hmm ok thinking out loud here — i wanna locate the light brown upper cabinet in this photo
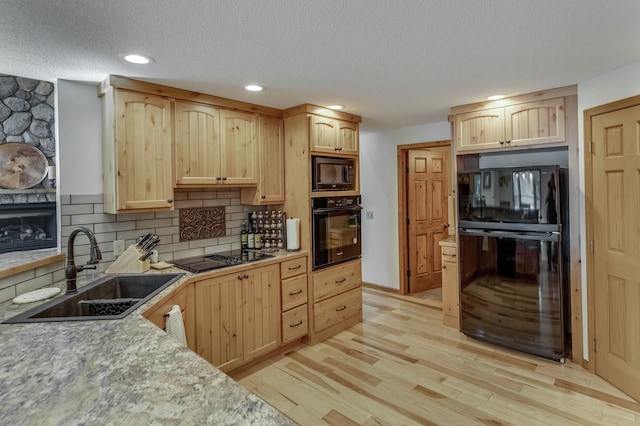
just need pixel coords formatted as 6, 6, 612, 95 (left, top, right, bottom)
101, 89, 174, 214
310, 115, 359, 156
175, 102, 257, 187
241, 116, 285, 205
453, 96, 568, 153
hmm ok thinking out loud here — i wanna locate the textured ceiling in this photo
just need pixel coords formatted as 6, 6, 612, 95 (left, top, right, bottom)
2, 0, 640, 131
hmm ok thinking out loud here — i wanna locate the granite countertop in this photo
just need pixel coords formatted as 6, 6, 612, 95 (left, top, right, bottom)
0, 251, 305, 425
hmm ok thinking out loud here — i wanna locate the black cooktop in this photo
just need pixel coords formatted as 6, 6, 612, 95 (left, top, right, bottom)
172, 249, 273, 273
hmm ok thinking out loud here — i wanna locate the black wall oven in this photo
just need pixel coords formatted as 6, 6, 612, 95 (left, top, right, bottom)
312, 195, 361, 270
457, 165, 569, 362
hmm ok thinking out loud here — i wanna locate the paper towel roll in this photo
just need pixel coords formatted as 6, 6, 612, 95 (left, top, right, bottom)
286, 218, 300, 251
165, 304, 187, 346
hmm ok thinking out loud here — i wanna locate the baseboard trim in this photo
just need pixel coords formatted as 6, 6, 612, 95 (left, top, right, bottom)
362, 281, 400, 293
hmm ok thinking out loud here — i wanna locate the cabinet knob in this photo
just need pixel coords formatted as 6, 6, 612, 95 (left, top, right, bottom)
442, 265, 447, 269
167, 199, 173, 203
222, 176, 227, 181
506, 140, 511, 144
216, 177, 222, 181
237, 275, 243, 280
443, 223, 450, 228
261, 195, 266, 199
499, 140, 505, 145
243, 274, 249, 279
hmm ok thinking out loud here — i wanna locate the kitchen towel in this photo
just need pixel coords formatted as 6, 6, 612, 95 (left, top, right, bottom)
165, 304, 187, 346
286, 218, 300, 251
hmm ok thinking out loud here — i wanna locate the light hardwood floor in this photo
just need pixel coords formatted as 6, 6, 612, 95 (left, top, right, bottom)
232, 288, 640, 425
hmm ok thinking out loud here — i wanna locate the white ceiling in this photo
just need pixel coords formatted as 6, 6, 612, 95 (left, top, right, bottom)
2, 0, 640, 131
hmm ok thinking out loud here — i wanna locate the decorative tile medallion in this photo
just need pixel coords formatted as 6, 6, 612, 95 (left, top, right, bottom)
179, 207, 226, 241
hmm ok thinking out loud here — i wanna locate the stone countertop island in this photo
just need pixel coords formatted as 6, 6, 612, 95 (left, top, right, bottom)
0, 266, 296, 425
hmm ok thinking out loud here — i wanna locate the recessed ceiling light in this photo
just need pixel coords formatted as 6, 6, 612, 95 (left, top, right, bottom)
327, 105, 344, 110
245, 84, 264, 92
124, 54, 154, 65
487, 94, 506, 101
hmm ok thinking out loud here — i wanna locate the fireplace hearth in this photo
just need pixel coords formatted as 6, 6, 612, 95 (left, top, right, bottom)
0, 202, 56, 253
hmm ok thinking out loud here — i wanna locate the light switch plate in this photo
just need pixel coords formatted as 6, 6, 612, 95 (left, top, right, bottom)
113, 240, 125, 257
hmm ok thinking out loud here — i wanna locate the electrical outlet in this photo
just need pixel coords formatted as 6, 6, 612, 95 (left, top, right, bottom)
366, 211, 374, 220
113, 239, 125, 257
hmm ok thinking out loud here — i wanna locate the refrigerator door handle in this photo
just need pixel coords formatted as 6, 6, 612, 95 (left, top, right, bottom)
459, 227, 561, 242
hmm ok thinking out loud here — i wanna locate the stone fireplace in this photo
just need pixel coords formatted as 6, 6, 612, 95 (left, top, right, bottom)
0, 73, 57, 253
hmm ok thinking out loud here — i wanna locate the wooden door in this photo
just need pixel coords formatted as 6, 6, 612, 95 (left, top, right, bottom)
257, 116, 285, 203
454, 107, 505, 152
337, 120, 359, 156
219, 110, 257, 185
590, 103, 640, 401
195, 274, 243, 372
242, 265, 280, 361
407, 150, 449, 293
174, 101, 221, 185
309, 115, 338, 154
114, 90, 173, 211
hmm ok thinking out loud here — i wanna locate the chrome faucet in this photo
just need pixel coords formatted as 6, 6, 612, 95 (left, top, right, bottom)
65, 227, 102, 294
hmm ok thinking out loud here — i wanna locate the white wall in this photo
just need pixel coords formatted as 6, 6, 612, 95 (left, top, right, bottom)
57, 80, 102, 196
576, 59, 640, 359
360, 121, 451, 289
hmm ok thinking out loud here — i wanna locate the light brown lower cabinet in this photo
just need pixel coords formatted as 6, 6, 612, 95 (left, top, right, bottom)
309, 258, 362, 342
279, 255, 309, 343
440, 243, 460, 329
194, 264, 280, 372
142, 282, 196, 350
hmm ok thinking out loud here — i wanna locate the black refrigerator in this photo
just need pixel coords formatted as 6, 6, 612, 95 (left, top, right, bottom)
457, 165, 569, 362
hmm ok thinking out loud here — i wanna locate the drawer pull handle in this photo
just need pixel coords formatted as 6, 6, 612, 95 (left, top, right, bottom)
288, 265, 302, 270
289, 320, 303, 328
336, 305, 347, 312
335, 278, 346, 284
289, 289, 303, 296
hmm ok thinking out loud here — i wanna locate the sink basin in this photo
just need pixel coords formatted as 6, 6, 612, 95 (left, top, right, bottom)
2, 273, 184, 324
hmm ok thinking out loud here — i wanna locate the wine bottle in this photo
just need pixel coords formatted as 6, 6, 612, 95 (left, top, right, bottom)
255, 224, 263, 249
247, 223, 255, 249
241, 222, 248, 249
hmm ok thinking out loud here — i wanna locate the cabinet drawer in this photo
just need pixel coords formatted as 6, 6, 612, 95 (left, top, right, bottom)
441, 245, 457, 257
282, 304, 308, 343
281, 274, 308, 311
313, 287, 362, 333
312, 260, 361, 303
280, 257, 307, 280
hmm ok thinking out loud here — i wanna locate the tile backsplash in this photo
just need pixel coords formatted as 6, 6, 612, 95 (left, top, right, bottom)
61, 189, 266, 272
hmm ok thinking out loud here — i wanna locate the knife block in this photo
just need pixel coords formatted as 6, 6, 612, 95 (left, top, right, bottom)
105, 245, 150, 274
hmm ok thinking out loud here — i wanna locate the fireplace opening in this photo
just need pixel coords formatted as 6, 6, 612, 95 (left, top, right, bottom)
0, 202, 57, 254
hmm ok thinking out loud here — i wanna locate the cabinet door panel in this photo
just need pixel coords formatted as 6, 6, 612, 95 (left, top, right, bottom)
337, 120, 359, 156
455, 107, 505, 152
243, 265, 280, 361
220, 110, 257, 184
195, 274, 243, 372
115, 90, 173, 211
310, 115, 338, 153
505, 98, 565, 147
175, 101, 221, 185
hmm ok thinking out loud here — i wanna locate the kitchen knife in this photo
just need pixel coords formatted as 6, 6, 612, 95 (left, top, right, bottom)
140, 240, 160, 261
137, 233, 152, 248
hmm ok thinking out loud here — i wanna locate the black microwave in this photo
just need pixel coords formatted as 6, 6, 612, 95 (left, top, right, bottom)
312, 156, 356, 191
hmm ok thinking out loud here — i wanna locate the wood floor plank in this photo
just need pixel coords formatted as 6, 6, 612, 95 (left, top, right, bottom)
234, 288, 640, 426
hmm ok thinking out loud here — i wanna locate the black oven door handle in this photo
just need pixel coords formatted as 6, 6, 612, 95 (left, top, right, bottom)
459, 228, 560, 242
313, 206, 363, 214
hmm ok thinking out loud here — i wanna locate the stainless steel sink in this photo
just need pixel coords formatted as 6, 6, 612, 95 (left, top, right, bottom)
2, 273, 184, 324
